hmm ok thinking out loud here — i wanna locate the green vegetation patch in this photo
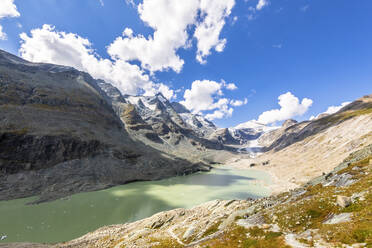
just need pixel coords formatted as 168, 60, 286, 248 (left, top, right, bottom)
268, 150, 372, 246
148, 236, 183, 248
202, 220, 222, 238
316, 105, 372, 126
200, 225, 289, 248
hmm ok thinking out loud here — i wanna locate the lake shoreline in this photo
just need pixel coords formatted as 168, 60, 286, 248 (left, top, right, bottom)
0, 167, 272, 244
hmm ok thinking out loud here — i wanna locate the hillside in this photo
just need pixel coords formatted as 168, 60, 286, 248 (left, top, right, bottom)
0, 50, 209, 203
31, 144, 371, 248
228, 95, 372, 193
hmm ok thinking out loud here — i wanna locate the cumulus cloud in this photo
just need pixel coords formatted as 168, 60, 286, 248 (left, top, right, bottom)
108, 0, 235, 71
125, 0, 136, 7
323, 102, 351, 115
108, 0, 198, 72
19, 24, 175, 99
256, 0, 269, 10
205, 105, 234, 120
230, 98, 248, 107
310, 101, 351, 120
17, 1, 238, 112
0, 0, 20, 40
257, 92, 313, 124
222, 80, 238, 90
180, 79, 244, 120
194, 0, 235, 64
181, 80, 223, 113
0, 26, 5, 40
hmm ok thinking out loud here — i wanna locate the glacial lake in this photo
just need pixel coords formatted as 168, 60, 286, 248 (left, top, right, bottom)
0, 167, 271, 244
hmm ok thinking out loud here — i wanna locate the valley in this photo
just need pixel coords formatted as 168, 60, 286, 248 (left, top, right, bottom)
0, 50, 371, 248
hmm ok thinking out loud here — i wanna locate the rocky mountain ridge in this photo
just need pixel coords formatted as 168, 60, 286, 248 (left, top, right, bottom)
262, 95, 372, 151
0, 50, 209, 203
0, 49, 275, 203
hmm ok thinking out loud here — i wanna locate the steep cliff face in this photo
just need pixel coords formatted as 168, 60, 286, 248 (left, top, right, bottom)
0, 50, 207, 202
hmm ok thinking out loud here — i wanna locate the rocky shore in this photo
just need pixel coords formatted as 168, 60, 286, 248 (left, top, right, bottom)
4, 144, 368, 248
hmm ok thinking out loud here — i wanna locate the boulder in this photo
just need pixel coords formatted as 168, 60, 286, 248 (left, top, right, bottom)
336, 195, 352, 208
323, 213, 351, 224
183, 226, 196, 240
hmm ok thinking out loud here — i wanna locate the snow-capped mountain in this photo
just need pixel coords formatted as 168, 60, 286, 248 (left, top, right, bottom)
98, 81, 280, 148
170, 102, 217, 137
222, 120, 280, 145
124, 94, 217, 137
234, 120, 280, 133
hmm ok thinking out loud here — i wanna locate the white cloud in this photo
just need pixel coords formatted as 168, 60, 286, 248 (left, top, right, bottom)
256, 0, 269, 10
205, 107, 233, 120
122, 28, 133, 37
108, 0, 235, 71
204, 98, 234, 120
180, 79, 243, 120
0, 26, 6, 40
323, 101, 351, 115
125, 0, 136, 7
108, 0, 199, 73
257, 92, 313, 124
194, 0, 235, 64
230, 98, 248, 106
222, 80, 238, 90
310, 101, 351, 120
19, 24, 175, 99
143, 83, 176, 100
181, 80, 223, 114
272, 44, 282, 49
17, 1, 237, 105
0, 0, 19, 18
0, 0, 20, 40
232, 16, 238, 25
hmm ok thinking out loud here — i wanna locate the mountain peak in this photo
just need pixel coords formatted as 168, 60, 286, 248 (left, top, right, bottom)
282, 119, 298, 129
154, 92, 168, 102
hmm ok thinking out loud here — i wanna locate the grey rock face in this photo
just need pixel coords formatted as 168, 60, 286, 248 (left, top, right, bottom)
323, 213, 352, 224
171, 102, 190, 114
0, 133, 105, 174
118, 93, 226, 150
183, 226, 196, 239
282, 119, 298, 129
0, 49, 207, 202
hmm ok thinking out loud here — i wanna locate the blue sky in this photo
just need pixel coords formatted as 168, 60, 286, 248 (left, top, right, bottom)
0, 0, 371, 127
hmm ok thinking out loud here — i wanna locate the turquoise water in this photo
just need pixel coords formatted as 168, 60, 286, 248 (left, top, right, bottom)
0, 167, 271, 244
